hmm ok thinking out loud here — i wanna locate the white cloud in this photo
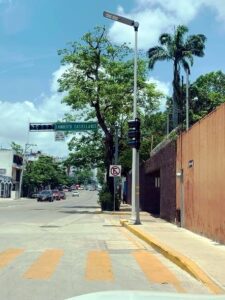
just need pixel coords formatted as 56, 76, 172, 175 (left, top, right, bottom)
148, 77, 171, 111
50, 65, 69, 94
0, 65, 71, 157
108, 0, 225, 50
205, 0, 225, 22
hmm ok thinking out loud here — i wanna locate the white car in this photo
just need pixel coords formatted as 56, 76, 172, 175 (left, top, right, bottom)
72, 191, 79, 197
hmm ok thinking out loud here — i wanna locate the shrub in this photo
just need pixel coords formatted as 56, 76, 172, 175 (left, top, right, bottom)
98, 184, 120, 211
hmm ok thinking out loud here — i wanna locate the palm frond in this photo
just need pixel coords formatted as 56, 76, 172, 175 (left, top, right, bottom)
147, 46, 170, 69
159, 33, 172, 46
181, 51, 194, 66
181, 59, 190, 75
185, 34, 207, 57
174, 25, 189, 48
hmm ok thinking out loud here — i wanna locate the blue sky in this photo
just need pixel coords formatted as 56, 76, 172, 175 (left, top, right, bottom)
0, 0, 225, 156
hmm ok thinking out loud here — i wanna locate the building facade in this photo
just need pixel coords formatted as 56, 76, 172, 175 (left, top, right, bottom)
176, 103, 225, 243
127, 102, 225, 243
0, 149, 23, 199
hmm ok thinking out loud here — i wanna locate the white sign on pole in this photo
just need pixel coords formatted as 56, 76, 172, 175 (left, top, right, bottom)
55, 131, 65, 142
109, 165, 121, 177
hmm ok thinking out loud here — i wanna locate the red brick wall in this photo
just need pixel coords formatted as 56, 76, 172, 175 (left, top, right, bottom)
127, 140, 177, 223
176, 103, 225, 243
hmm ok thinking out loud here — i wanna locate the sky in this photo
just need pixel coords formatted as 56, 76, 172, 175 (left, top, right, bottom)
0, 0, 225, 157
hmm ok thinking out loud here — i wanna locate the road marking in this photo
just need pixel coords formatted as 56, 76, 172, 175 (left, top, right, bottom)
23, 249, 63, 279
0, 248, 24, 269
133, 251, 186, 293
85, 250, 114, 281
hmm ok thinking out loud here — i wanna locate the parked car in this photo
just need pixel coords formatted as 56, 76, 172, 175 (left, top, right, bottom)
72, 191, 79, 197
52, 189, 61, 200
97, 185, 102, 191
30, 192, 38, 198
37, 190, 54, 202
89, 186, 96, 191
59, 191, 66, 200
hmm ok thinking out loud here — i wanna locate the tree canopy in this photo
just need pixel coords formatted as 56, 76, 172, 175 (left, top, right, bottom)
58, 26, 163, 196
148, 25, 206, 128
23, 155, 69, 195
188, 71, 225, 124
11, 142, 23, 155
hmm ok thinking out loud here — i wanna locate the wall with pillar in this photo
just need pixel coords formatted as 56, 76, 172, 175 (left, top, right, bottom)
176, 103, 225, 243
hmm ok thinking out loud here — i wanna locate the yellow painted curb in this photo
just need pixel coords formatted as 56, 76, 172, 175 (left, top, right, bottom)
120, 219, 224, 295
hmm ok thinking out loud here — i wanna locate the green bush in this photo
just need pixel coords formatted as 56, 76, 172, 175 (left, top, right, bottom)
98, 184, 120, 211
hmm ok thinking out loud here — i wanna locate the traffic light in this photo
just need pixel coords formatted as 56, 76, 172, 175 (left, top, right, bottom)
29, 123, 55, 131
128, 118, 141, 149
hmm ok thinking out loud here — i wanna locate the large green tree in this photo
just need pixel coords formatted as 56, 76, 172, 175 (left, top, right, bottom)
147, 25, 206, 128
11, 142, 23, 155
188, 71, 225, 124
58, 26, 162, 198
23, 155, 69, 195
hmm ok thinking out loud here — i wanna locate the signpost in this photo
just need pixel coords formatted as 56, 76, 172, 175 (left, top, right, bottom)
54, 122, 98, 132
55, 131, 65, 142
29, 122, 98, 132
109, 165, 121, 177
109, 164, 121, 212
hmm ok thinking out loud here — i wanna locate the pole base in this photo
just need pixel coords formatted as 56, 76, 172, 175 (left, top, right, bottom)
129, 215, 141, 225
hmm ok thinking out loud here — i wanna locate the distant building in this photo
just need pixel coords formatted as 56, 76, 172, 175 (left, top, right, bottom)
0, 149, 23, 199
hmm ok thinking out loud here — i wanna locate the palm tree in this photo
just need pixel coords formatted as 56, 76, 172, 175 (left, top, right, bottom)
147, 25, 206, 128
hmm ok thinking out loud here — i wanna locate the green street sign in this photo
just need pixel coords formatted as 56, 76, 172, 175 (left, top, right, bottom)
54, 122, 98, 132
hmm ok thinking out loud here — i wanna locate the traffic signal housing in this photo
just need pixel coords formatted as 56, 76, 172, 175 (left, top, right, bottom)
128, 118, 141, 150
29, 123, 55, 131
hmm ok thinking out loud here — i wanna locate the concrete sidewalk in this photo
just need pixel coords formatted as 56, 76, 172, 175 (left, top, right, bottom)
110, 204, 225, 295
0, 197, 30, 202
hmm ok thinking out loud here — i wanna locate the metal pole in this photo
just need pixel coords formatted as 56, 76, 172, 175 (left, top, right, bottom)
114, 124, 119, 211
167, 111, 169, 135
19, 121, 30, 199
18, 143, 27, 198
186, 69, 189, 131
131, 24, 141, 224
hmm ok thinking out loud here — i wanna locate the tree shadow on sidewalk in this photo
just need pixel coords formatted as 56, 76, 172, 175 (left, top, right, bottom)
61, 205, 100, 209
59, 210, 101, 214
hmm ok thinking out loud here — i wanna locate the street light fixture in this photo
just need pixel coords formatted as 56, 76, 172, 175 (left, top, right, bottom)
103, 11, 141, 224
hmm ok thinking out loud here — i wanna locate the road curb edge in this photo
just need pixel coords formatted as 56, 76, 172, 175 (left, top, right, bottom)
120, 219, 224, 295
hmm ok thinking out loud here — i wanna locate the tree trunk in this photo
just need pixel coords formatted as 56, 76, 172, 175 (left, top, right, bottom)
104, 135, 114, 197
172, 61, 182, 128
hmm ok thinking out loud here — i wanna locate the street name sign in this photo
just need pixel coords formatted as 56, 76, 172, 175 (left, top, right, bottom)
54, 122, 98, 132
109, 165, 122, 177
55, 131, 65, 142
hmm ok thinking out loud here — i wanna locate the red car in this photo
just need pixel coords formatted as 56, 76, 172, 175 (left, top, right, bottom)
52, 189, 61, 200
59, 191, 66, 200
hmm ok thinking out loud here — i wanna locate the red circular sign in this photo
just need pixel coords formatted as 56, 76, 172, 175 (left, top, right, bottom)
110, 166, 121, 176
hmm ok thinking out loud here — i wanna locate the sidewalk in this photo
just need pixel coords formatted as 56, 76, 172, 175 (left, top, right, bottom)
0, 197, 31, 202
110, 204, 225, 294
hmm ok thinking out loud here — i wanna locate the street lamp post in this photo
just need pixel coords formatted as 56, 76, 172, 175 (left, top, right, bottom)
103, 11, 141, 224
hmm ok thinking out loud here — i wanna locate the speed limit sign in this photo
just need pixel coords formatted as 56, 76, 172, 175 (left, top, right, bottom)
109, 165, 121, 177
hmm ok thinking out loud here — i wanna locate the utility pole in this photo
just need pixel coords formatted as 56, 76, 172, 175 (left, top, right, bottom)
114, 123, 119, 211
103, 10, 141, 224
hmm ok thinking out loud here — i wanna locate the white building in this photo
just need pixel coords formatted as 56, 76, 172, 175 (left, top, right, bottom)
0, 149, 23, 199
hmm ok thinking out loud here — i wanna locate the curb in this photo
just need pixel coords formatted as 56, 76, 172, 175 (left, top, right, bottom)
120, 219, 224, 295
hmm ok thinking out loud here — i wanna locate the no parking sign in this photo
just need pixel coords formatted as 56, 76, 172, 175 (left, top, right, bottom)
109, 165, 121, 177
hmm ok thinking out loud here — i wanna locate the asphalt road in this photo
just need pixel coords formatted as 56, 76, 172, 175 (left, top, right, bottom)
0, 191, 210, 300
